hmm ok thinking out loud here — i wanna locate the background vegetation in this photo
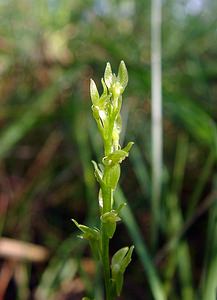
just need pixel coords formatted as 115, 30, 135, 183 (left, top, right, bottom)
0, 0, 216, 299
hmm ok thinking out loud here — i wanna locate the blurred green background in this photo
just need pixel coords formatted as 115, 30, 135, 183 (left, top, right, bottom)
0, 0, 216, 299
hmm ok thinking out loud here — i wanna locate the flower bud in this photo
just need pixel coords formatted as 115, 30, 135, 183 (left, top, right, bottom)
118, 60, 128, 91
104, 62, 113, 89
112, 81, 123, 99
90, 79, 99, 105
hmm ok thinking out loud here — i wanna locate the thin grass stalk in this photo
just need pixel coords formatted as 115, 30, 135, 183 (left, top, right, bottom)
187, 150, 215, 218
151, 0, 163, 248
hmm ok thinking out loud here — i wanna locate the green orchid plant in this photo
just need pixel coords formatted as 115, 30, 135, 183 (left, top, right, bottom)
72, 61, 134, 300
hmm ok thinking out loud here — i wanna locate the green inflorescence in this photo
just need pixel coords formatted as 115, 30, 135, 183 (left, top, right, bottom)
73, 61, 134, 300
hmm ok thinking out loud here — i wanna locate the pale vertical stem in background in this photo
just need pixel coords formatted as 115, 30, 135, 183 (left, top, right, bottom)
151, 0, 163, 248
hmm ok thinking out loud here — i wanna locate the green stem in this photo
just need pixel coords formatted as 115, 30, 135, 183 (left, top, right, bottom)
104, 112, 116, 156
101, 187, 111, 213
102, 168, 112, 213
101, 170, 113, 299
101, 223, 112, 300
